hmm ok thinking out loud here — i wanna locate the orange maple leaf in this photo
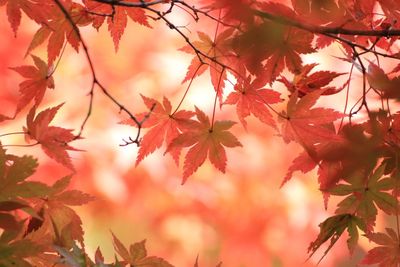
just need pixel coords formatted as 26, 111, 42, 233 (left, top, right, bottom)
26, 176, 94, 248
280, 89, 343, 151
167, 107, 242, 184
0, 0, 44, 36
10, 55, 54, 114
279, 63, 347, 97
111, 234, 174, 266
24, 104, 79, 170
180, 29, 237, 103
232, 16, 315, 82
123, 95, 194, 165
224, 75, 282, 129
83, 0, 151, 51
26, 0, 92, 64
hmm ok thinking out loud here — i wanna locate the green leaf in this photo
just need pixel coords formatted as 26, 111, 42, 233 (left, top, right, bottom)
9, 181, 50, 198
329, 164, 397, 226
51, 175, 72, 194
308, 214, 365, 263
0, 152, 48, 202
7, 155, 38, 183
0, 239, 42, 259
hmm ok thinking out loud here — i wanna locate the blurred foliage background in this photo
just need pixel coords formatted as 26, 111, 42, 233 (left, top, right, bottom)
0, 4, 384, 266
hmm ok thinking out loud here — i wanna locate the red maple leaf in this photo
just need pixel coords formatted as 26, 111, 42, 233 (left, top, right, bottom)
0, 0, 45, 36
123, 95, 194, 165
291, 0, 347, 25
10, 55, 55, 114
279, 89, 343, 151
367, 61, 400, 99
83, 0, 151, 51
262, 26, 315, 83
379, 0, 400, 21
26, 0, 92, 64
361, 228, 400, 267
232, 19, 315, 82
224, 75, 282, 129
281, 150, 317, 187
314, 119, 388, 207
180, 29, 237, 103
200, 0, 255, 24
167, 107, 242, 184
279, 63, 347, 97
23, 104, 79, 170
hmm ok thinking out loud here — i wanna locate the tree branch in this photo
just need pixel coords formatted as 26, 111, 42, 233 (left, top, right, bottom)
254, 9, 400, 37
93, 0, 167, 8
53, 0, 150, 145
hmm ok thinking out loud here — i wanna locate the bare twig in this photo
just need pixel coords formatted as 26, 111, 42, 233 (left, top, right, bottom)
53, 0, 151, 145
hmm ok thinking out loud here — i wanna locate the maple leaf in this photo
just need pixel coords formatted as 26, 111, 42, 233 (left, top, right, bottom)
167, 107, 242, 184
232, 21, 315, 82
281, 150, 317, 187
27, 0, 93, 64
367, 61, 400, 99
379, 0, 400, 21
0, 0, 43, 36
24, 104, 79, 170
224, 75, 282, 129
112, 234, 174, 267
122, 95, 194, 166
83, 0, 151, 51
279, 89, 343, 154
10, 55, 55, 114
0, 146, 50, 202
308, 214, 366, 264
291, 0, 347, 25
361, 228, 400, 267
201, 0, 255, 24
180, 29, 236, 102
42, 176, 94, 247
278, 63, 347, 97
26, 176, 94, 248
317, 121, 388, 203
328, 163, 397, 227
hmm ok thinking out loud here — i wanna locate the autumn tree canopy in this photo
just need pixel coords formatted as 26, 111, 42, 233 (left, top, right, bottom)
1, 0, 400, 266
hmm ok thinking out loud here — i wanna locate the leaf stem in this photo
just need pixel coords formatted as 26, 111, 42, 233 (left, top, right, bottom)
339, 64, 354, 130
171, 63, 203, 115
210, 69, 224, 130
2, 142, 40, 148
0, 132, 26, 138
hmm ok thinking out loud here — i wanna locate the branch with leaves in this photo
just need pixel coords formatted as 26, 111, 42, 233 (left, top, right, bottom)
2, 0, 400, 266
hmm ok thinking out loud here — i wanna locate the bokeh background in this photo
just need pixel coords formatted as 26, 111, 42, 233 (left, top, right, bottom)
0, 2, 388, 266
